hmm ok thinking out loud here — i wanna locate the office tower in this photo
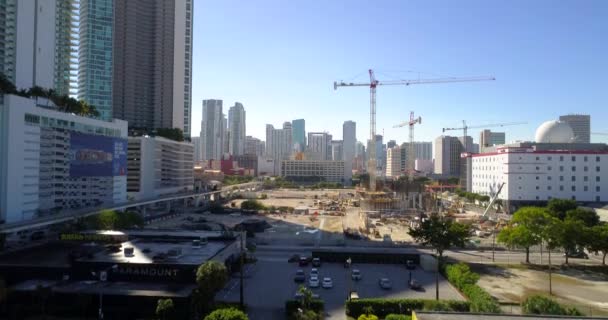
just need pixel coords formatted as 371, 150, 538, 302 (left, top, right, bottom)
386, 146, 403, 178
356, 141, 366, 158
457, 136, 475, 153
413, 142, 433, 160
0, 0, 74, 95
228, 103, 246, 155
331, 140, 343, 161
387, 140, 397, 149
292, 119, 306, 152
200, 99, 224, 160
113, 0, 194, 136
191, 136, 201, 163
434, 136, 463, 176
375, 135, 385, 174
559, 114, 590, 143
266, 122, 292, 174
307, 132, 331, 160
342, 121, 356, 161
222, 114, 229, 155
78, 0, 114, 121
245, 136, 264, 156
479, 130, 506, 152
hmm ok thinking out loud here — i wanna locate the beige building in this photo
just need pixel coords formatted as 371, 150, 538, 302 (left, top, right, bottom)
281, 160, 349, 184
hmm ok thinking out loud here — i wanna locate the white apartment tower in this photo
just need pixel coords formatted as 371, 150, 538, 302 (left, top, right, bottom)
228, 102, 246, 156
434, 135, 463, 176
201, 99, 224, 161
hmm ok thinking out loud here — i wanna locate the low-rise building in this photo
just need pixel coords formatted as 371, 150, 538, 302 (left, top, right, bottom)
0, 95, 128, 224
281, 159, 349, 184
127, 136, 194, 200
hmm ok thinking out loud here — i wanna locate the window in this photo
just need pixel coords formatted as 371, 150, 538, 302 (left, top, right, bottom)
560, 176, 564, 181
597, 176, 601, 182
584, 166, 588, 172
536, 176, 539, 180
548, 176, 552, 181
535, 196, 540, 200
597, 186, 601, 192
584, 176, 588, 182
560, 156, 564, 161
572, 156, 576, 161
536, 186, 539, 190
560, 166, 564, 172
584, 186, 588, 191
597, 156, 601, 162
572, 186, 576, 191
597, 166, 601, 172
584, 156, 588, 162
572, 196, 576, 200
596, 196, 601, 202
536, 157, 540, 161
572, 166, 576, 172
548, 156, 552, 161
560, 185, 564, 191
536, 166, 540, 170
548, 186, 552, 190
572, 176, 576, 182
548, 166, 552, 170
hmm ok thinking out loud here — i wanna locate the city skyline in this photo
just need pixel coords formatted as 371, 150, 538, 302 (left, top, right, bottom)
190, 1, 608, 144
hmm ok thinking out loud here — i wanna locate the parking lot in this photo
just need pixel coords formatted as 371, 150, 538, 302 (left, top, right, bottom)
217, 251, 464, 320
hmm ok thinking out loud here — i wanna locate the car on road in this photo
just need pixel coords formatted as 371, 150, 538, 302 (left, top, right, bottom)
322, 277, 333, 288
406, 260, 416, 270
294, 269, 306, 282
312, 257, 321, 267
379, 278, 392, 290
351, 269, 362, 281
309, 276, 320, 288
564, 250, 589, 259
310, 268, 319, 278
409, 279, 422, 290
299, 256, 310, 266
288, 254, 300, 263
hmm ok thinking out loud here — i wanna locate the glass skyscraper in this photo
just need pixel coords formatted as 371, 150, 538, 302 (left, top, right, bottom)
78, 0, 114, 121
292, 119, 305, 152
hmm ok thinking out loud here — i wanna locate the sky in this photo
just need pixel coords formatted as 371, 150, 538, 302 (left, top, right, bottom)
191, 0, 608, 145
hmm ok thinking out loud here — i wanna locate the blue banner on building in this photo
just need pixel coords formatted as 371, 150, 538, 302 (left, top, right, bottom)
69, 132, 127, 177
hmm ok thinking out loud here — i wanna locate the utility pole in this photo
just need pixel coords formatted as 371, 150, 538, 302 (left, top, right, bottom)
239, 232, 245, 307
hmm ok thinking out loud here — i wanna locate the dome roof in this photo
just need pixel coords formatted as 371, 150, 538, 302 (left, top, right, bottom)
535, 120, 574, 143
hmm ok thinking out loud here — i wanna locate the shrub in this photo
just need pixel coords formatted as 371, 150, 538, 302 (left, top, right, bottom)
204, 307, 248, 320
345, 299, 469, 319
445, 263, 479, 288
385, 315, 411, 320
240, 200, 266, 211
443, 263, 501, 313
522, 295, 582, 316
357, 314, 379, 320
285, 299, 324, 316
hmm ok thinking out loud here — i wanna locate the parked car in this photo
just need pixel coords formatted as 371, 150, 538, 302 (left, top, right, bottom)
322, 277, 333, 288
379, 278, 392, 290
312, 257, 321, 267
409, 279, 422, 290
309, 276, 320, 288
351, 269, 362, 281
294, 269, 306, 282
564, 250, 589, 259
288, 254, 301, 263
299, 256, 310, 266
310, 268, 319, 278
406, 260, 416, 270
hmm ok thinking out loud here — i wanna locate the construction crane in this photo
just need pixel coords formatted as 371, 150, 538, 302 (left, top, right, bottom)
393, 111, 422, 181
442, 121, 526, 152
334, 69, 495, 191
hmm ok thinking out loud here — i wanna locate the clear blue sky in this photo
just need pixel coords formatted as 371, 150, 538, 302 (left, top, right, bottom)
191, 0, 608, 145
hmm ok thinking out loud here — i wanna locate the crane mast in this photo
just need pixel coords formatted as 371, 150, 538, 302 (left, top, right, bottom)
335, 70, 495, 191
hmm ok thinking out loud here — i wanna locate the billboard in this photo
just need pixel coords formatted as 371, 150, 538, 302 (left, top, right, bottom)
69, 132, 127, 177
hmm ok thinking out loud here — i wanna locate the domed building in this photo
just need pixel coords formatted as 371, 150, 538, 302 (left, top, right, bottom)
535, 120, 574, 143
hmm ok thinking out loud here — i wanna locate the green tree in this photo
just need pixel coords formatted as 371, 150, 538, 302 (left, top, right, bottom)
156, 128, 185, 142
97, 209, 119, 229
408, 215, 470, 299
156, 298, 175, 320
588, 224, 608, 265
0, 72, 17, 94
565, 208, 600, 227
547, 199, 577, 220
548, 219, 586, 264
297, 286, 314, 310
497, 224, 537, 263
193, 261, 229, 317
500, 206, 552, 263
204, 307, 248, 320
240, 200, 266, 211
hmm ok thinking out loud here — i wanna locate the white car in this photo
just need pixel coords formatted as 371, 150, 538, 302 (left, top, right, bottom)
310, 268, 319, 277
322, 277, 333, 288
351, 269, 362, 280
309, 276, 320, 288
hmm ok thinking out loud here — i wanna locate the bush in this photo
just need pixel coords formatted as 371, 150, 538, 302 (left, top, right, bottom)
385, 315, 411, 320
240, 200, 266, 211
345, 299, 469, 319
204, 307, 248, 320
155, 298, 174, 320
285, 299, 324, 316
358, 314, 378, 320
522, 295, 582, 316
443, 263, 501, 313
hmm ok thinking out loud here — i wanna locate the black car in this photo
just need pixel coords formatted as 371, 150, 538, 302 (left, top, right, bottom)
312, 257, 321, 267
564, 250, 589, 259
299, 257, 310, 266
294, 269, 306, 282
409, 279, 422, 290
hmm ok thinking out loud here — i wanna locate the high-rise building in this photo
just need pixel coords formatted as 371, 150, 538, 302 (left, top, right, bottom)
222, 114, 229, 155
228, 103, 246, 155
200, 99, 224, 161
307, 132, 331, 160
479, 129, 505, 152
191, 136, 201, 163
354, 141, 366, 172
434, 135, 463, 176
113, 0, 194, 137
376, 135, 385, 175
0, 0, 74, 95
342, 121, 356, 161
559, 114, 590, 143
292, 119, 306, 152
387, 140, 397, 149
330, 140, 343, 161
244, 136, 264, 156
457, 136, 475, 153
78, 0, 114, 121
266, 122, 292, 174
413, 142, 433, 160
386, 146, 403, 178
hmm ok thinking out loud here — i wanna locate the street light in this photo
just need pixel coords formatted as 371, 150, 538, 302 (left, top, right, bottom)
345, 257, 352, 300
92, 264, 117, 320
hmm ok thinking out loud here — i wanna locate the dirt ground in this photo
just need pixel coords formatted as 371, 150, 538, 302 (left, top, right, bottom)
475, 264, 608, 316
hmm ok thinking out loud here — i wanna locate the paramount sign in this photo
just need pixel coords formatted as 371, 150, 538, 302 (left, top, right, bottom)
115, 266, 180, 278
